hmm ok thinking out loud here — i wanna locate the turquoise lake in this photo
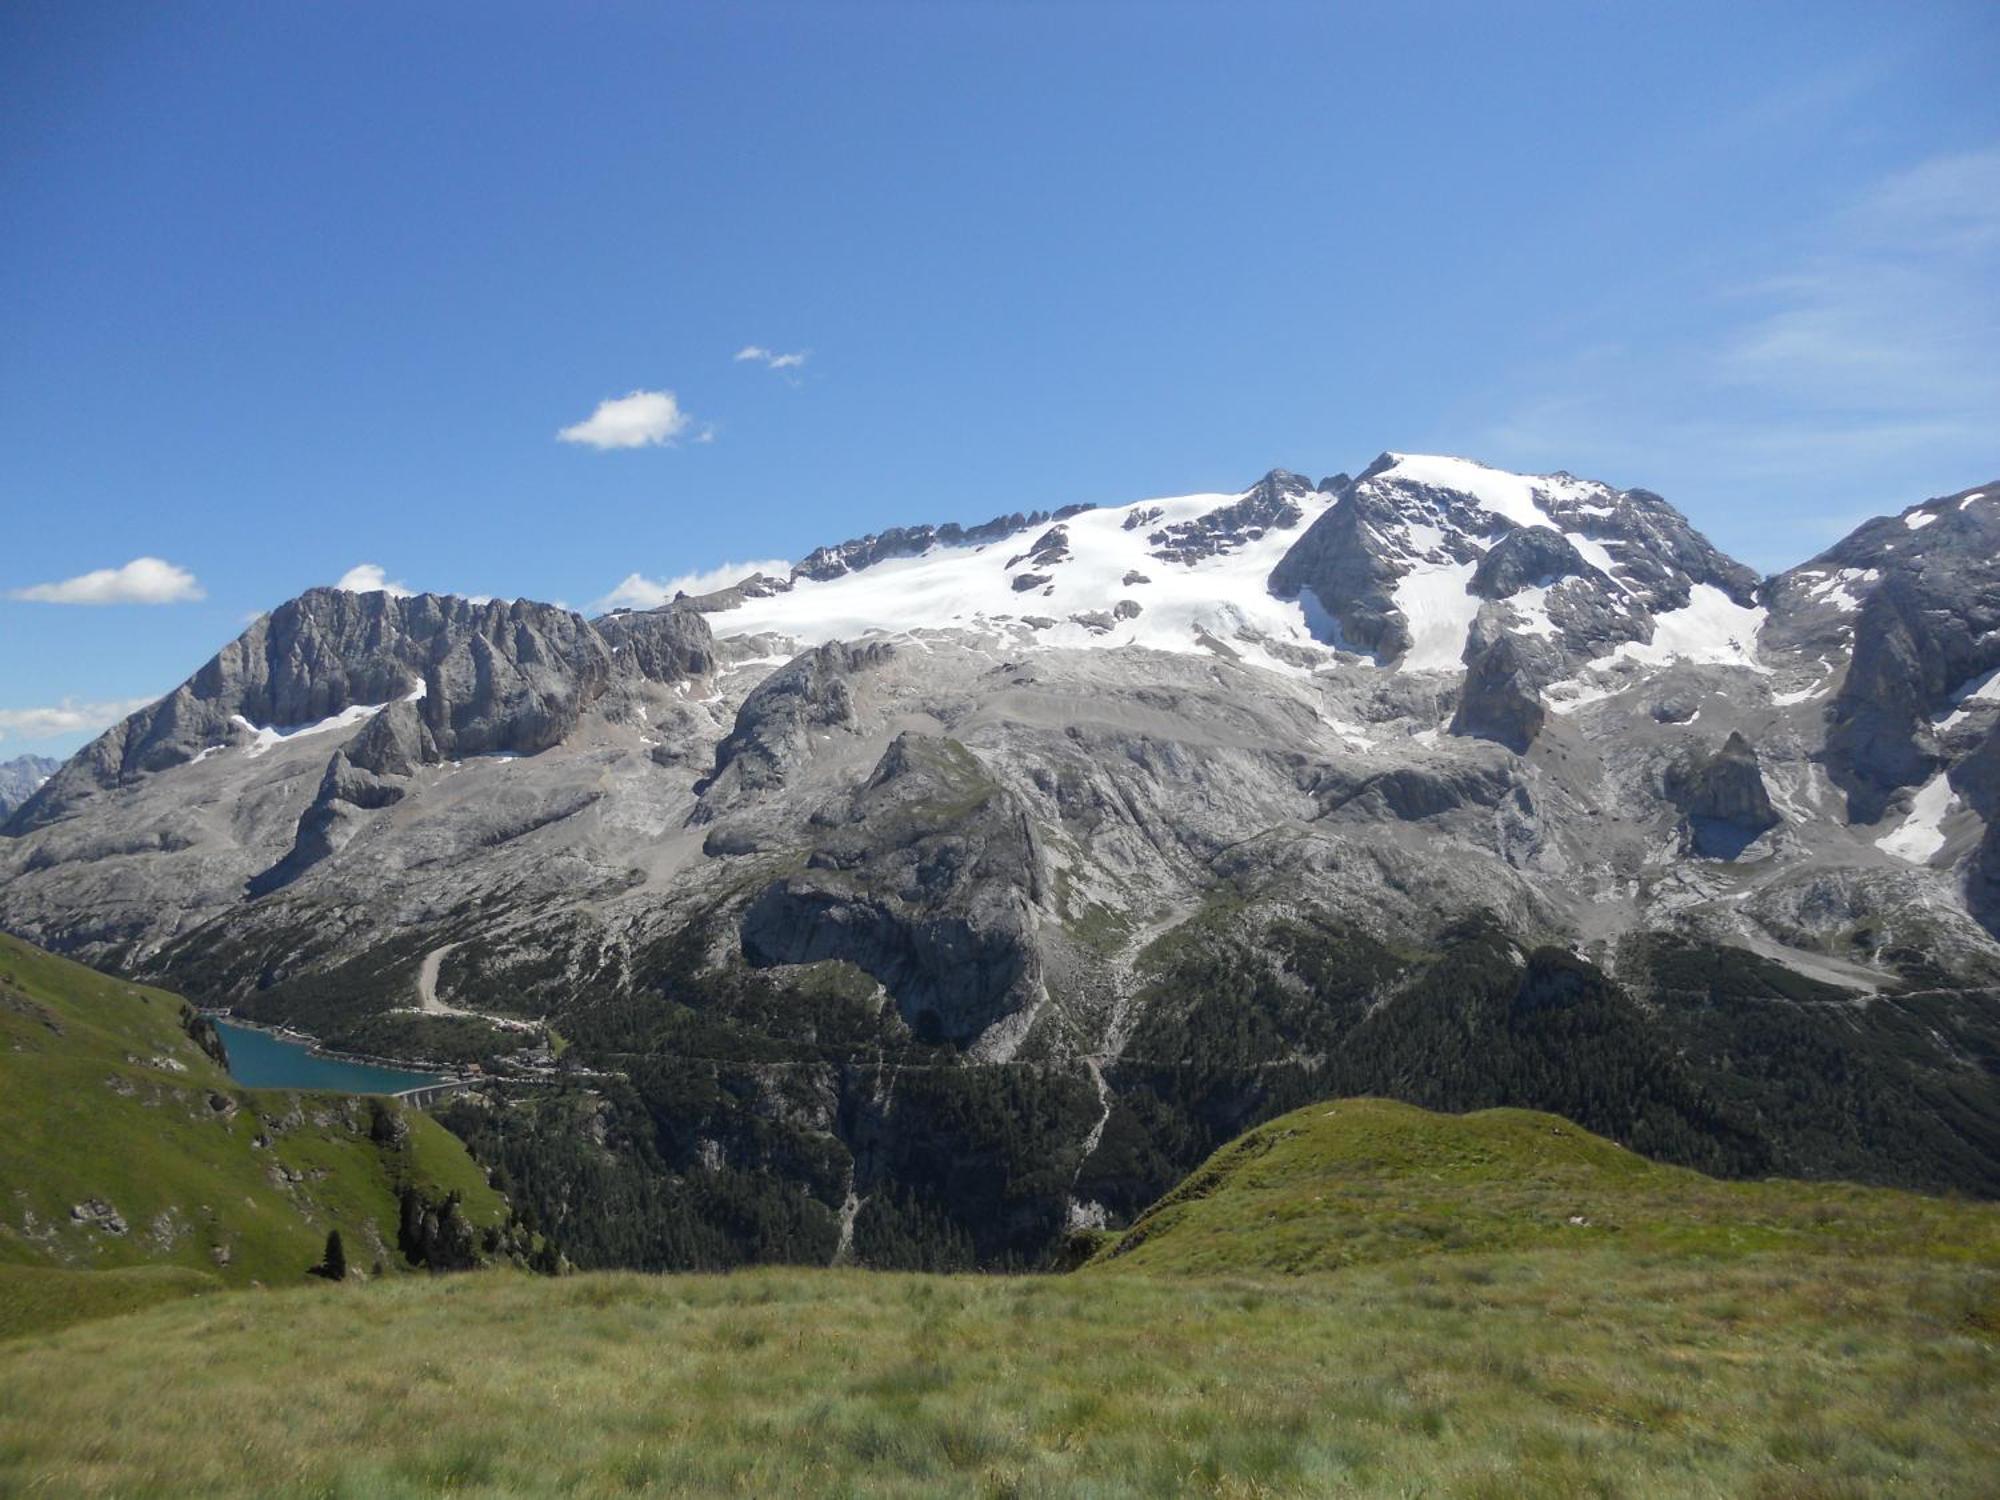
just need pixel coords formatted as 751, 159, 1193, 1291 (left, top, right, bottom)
212, 1020, 444, 1094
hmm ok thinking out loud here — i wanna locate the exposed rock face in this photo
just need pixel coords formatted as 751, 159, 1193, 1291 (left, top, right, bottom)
695, 640, 895, 816
424, 603, 615, 758
597, 605, 717, 684
1451, 628, 1555, 752
1266, 462, 1407, 657
7, 590, 638, 832
1469, 525, 1596, 600
1007, 525, 1072, 572
740, 733, 1045, 1052
1763, 482, 2000, 823
344, 700, 437, 778
1146, 469, 1312, 565
1270, 452, 1758, 673
249, 750, 410, 896
794, 504, 1095, 582
1665, 731, 1781, 859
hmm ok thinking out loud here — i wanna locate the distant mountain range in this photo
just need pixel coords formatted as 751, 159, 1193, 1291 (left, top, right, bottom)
5, 452, 1998, 1269
0, 755, 59, 819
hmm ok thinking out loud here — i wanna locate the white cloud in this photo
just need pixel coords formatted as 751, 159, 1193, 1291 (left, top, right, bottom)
334, 563, 414, 598
735, 346, 809, 372
593, 559, 794, 614
0, 695, 160, 742
557, 389, 695, 450
8, 557, 204, 605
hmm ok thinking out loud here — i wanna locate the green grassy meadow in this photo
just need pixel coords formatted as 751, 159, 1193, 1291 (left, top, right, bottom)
0, 931, 503, 1314
1, 1250, 1994, 1498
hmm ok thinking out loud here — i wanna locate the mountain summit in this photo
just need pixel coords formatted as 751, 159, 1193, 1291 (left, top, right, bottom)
6, 453, 1999, 1268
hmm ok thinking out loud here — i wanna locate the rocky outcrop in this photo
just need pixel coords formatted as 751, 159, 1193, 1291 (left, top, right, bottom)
1007, 525, 1072, 572
1266, 461, 1411, 659
693, 641, 895, 817
344, 700, 438, 778
1306, 758, 1517, 823
248, 748, 410, 896
1766, 481, 2000, 824
596, 604, 716, 685
1451, 629, 1555, 752
1146, 469, 1312, 565
1665, 731, 1781, 859
6, 590, 622, 831
1469, 525, 1595, 599
794, 504, 1095, 582
739, 733, 1045, 1051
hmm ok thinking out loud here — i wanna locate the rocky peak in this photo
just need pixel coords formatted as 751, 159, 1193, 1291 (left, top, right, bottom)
6, 587, 708, 833
1144, 469, 1313, 566
792, 503, 1097, 583
595, 604, 717, 684
1664, 729, 1781, 859
1269, 453, 1758, 682
1766, 481, 2000, 824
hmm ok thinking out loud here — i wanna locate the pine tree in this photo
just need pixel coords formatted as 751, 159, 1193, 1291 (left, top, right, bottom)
322, 1228, 347, 1281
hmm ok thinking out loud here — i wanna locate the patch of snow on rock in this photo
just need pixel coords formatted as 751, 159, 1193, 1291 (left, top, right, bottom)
1876, 770, 1957, 864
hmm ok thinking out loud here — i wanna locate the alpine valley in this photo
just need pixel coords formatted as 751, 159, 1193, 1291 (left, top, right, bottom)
7, 451, 2000, 1272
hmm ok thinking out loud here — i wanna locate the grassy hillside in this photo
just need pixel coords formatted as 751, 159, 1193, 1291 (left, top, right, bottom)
1088, 1096, 2000, 1275
1, 1096, 1995, 1496
0, 931, 506, 1330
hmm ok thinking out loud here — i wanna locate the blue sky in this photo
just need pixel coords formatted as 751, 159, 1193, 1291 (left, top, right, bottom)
2, 1, 1995, 758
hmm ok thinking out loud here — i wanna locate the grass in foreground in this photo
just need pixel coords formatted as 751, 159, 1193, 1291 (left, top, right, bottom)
0, 1254, 1994, 1497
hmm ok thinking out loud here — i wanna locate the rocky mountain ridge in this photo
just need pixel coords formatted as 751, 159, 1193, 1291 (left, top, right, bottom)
5, 452, 1999, 1269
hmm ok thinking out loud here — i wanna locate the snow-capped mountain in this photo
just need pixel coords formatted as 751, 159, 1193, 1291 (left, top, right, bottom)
6, 451, 1999, 1268
669, 453, 1764, 690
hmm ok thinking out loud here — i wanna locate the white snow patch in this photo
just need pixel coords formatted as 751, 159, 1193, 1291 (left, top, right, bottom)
1505, 584, 1561, 639
1807, 567, 1878, 611
1904, 509, 1938, 531
1391, 561, 1481, 671
1383, 453, 1554, 531
1605, 585, 1767, 672
231, 703, 385, 758
1961, 492, 1986, 510
1544, 676, 1623, 713
1876, 770, 1957, 864
1935, 667, 2000, 732
1772, 680, 1829, 707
